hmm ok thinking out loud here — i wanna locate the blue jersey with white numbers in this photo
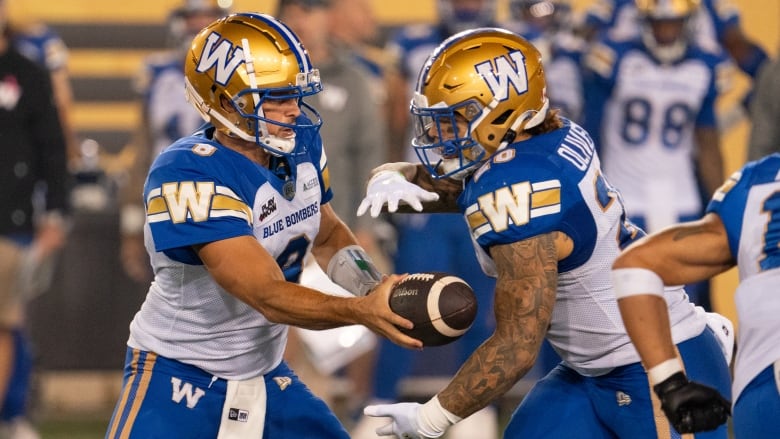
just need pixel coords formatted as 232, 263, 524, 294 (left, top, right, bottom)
458, 119, 705, 374
706, 153, 780, 401
128, 124, 333, 380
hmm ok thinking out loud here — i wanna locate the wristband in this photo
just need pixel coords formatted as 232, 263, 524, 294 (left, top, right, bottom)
611, 268, 664, 300
647, 358, 684, 385
417, 395, 462, 437
326, 245, 382, 297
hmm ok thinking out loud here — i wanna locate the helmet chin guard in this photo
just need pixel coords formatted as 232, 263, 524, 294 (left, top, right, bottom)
184, 13, 323, 158
411, 27, 549, 179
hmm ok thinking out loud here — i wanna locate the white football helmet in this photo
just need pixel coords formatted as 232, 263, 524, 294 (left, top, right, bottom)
411, 27, 549, 179
184, 13, 322, 157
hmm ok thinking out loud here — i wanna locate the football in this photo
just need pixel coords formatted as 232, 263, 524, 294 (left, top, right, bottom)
389, 272, 478, 346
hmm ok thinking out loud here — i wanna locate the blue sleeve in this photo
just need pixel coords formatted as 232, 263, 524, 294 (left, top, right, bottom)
581, 41, 619, 153
467, 152, 597, 272
706, 166, 751, 257
144, 148, 254, 257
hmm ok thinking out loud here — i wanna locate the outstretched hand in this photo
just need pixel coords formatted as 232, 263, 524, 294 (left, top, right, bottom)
357, 170, 439, 218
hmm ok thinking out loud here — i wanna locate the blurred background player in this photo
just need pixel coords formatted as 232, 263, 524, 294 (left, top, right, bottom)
582, 0, 768, 81
274, 0, 390, 418
612, 153, 780, 437
0, 0, 71, 436
118, 0, 231, 284
581, 0, 732, 311
351, 1, 502, 437
503, 0, 586, 123
4, 1, 77, 168
746, 46, 780, 161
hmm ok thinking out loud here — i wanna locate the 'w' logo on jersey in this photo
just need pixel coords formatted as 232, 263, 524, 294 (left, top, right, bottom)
196, 32, 245, 86
171, 377, 206, 409
162, 181, 215, 223
474, 50, 529, 102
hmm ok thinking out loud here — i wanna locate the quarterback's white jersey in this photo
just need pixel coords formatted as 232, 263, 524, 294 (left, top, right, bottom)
128, 125, 332, 380
707, 154, 780, 402
460, 119, 706, 375
584, 39, 729, 232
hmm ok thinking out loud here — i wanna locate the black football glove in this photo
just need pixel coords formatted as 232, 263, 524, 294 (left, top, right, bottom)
653, 372, 731, 434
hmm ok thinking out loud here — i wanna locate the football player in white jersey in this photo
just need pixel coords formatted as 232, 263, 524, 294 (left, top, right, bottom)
582, 0, 733, 310
582, 0, 768, 80
105, 13, 421, 438
612, 153, 780, 437
356, 27, 733, 438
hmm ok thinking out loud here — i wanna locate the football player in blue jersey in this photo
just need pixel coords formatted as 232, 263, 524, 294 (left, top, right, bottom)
105, 13, 422, 438
357, 27, 733, 438
612, 153, 780, 437
119, 0, 232, 283
582, 0, 732, 311
582, 0, 768, 80
503, 0, 586, 123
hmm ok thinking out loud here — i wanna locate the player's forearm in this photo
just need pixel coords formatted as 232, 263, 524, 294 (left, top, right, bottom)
438, 331, 538, 418
617, 295, 678, 369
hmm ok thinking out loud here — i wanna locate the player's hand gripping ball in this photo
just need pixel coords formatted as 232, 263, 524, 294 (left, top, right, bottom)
389, 272, 478, 346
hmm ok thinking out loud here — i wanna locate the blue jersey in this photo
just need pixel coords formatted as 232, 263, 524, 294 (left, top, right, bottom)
135, 52, 207, 157
128, 125, 332, 380
12, 25, 68, 72
707, 154, 780, 402
458, 119, 705, 374
583, 38, 730, 232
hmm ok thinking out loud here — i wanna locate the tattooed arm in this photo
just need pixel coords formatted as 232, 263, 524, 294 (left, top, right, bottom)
436, 232, 560, 418
612, 212, 735, 370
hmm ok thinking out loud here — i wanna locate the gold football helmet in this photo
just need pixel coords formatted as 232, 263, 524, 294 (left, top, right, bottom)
184, 13, 322, 156
635, 0, 700, 63
411, 27, 549, 179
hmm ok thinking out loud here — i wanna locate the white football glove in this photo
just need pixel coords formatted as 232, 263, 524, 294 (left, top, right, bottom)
364, 396, 460, 438
357, 170, 439, 218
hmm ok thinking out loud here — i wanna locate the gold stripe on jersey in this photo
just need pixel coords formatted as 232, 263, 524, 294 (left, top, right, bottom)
119, 351, 157, 439
212, 194, 252, 224
145, 183, 252, 225
321, 165, 331, 193
466, 180, 561, 239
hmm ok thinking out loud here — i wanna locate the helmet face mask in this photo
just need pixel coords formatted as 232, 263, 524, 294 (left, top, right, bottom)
411, 27, 549, 179
411, 94, 486, 179
635, 0, 699, 63
184, 13, 323, 157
